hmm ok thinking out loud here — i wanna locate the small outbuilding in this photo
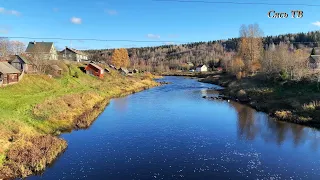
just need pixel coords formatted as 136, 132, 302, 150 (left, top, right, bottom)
50, 65, 63, 76
0, 61, 21, 86
8, 55, 36, 73
109, 64, 117, 70
118, 67, 129, 76
133, 69, 139, 73
85, 63, 104, 78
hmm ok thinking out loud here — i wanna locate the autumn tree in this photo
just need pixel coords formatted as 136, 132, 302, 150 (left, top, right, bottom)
27, 44, 50, 73
231, 56, 245, 79
120, 48, 129, 68
238, 24, 263, 75
111, 48, 130, 68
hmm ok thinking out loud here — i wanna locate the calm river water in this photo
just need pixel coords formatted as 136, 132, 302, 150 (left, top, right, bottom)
29, 76, 320, 180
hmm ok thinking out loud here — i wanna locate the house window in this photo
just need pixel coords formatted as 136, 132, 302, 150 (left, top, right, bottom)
63, 54, 66, 57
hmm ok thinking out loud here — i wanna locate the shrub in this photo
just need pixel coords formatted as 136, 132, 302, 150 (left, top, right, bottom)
280, 70, 289, 80
74, 72, 79, 78
302, 101, 320, 111
236, 71, 242, 80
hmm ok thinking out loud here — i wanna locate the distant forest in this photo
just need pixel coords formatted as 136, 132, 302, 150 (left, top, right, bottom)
84, 31, 320, 72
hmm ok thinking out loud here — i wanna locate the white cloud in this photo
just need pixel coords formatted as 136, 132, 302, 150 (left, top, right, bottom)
168, 34, 179, 38
9, 10, 20, 16
71, 17, 82, 24
0, 7, 21, 16
105, 9, 118, 15
312, 21, 320, 27
147, 34, 160, 39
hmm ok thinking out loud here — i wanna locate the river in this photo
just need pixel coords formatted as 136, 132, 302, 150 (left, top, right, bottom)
29, 76, 320, 180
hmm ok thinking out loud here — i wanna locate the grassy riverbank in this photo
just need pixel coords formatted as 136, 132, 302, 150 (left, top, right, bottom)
0, 63, 159, 179
200, 72, 320, 127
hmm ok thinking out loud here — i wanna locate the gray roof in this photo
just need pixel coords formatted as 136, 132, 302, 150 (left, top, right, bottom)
310, 55, 320, 63
9, 55, 31, 64
119, 67, 129, 73
61, 47, 87, 56
312, 48, 320, 55
196, 65, 206, 68
0, 61, 21, 74
25, 42, 54, 53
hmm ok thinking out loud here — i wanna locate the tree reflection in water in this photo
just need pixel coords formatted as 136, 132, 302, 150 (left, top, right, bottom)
227, 101, 320, 150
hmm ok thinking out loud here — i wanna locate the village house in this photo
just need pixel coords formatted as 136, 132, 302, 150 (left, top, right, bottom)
49, 65, 63, 76
0, 61, 21, 86
196, 65, 208, 72
8, 55, 36, 73
25, 42, 58, 60
309, 48, 320, 70
133, 69, 139, 73
60, 47, 88, 62
85, 63, 104, 78
119, 67, 129, 76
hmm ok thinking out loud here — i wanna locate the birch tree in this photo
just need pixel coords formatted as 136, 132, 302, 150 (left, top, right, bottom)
238, 24, 263, 75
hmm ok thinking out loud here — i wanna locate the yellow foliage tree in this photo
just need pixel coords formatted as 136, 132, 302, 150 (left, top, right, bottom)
111, 49, 122, 68
111, 48, 130, 68
120, 48, 129, 68
238, 24, 263, 76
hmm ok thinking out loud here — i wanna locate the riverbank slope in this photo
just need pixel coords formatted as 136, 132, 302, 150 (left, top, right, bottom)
0, 63, 159, 179
200, 72, 320, 127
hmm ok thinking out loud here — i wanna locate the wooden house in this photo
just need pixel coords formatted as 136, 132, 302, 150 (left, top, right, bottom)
49, 65, 63, 76
85, 63, 104, 78
60, 47, 88, 62
0, 61, 21, 85
25, 41, 58, 60
196, 65, 208, 72
8, 55, 36, 73
118, 67, 129, 76
309, 55, 320, 70
109, 64, 117, 70
133, 69, 139, 73
309, 48, 320, 70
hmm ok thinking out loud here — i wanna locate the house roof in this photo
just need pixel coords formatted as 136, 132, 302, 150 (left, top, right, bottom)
310, 55, 320, 63
61, 47, 87, 56
88, 63, 104, 71
0, 62, 21, 74
50, 65, 62, 71
25, 42, 54, 53
196, 65, 206, 68
8, 55, 31, 64
119, 67, 129, 73
311, 48, 320, 55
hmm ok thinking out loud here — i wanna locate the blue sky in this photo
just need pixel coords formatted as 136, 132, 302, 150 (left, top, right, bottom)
0, 0, 320, 50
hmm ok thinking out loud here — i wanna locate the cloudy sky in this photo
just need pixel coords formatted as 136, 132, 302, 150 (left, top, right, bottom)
0, 0, 320, 50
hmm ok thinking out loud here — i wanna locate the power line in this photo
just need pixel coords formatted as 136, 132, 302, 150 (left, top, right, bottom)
152, 0, 320, 7
1, 36, 319, 46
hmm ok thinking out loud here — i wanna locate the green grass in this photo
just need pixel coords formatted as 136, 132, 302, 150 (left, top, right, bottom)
0, 62, 158, 173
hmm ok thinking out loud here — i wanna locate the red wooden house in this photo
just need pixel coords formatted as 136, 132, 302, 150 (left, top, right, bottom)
85, 63, 104, 78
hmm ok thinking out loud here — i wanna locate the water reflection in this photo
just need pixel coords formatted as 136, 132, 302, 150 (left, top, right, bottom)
228, 101, 320, 150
